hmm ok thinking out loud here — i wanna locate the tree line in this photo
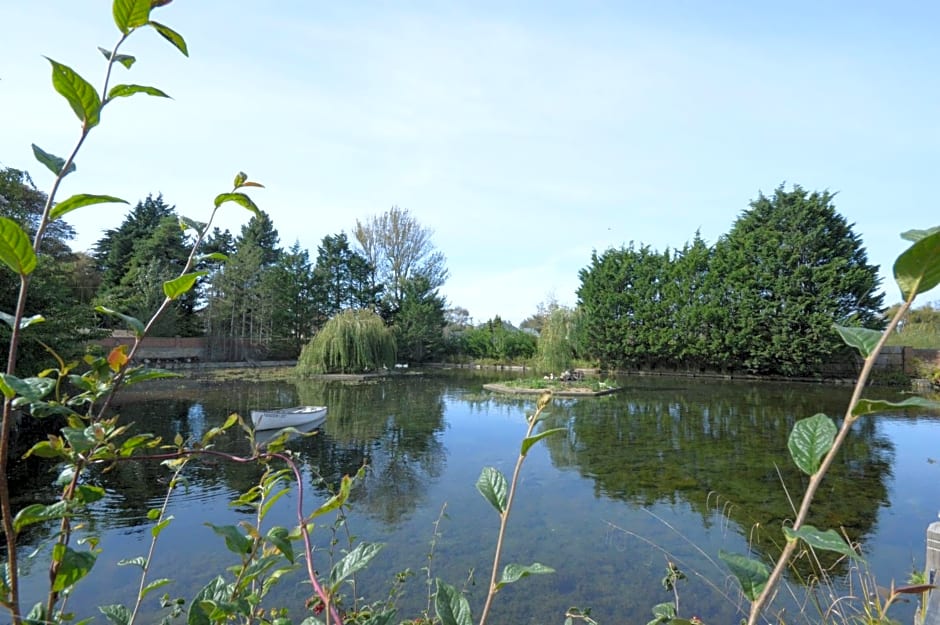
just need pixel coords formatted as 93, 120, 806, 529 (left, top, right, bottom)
2, 165, 891, 377
576, 185, 885, 376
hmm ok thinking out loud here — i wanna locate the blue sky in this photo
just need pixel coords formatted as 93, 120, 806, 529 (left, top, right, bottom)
2, 2, 938, 325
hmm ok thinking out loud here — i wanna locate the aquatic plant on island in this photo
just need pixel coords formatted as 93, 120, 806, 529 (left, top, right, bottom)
2, 2, 940, 625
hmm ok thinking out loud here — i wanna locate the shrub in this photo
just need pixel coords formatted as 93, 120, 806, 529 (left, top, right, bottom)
296, 309, 396, 375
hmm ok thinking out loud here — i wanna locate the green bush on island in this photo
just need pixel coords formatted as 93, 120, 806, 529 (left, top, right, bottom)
296, 308, 396, 375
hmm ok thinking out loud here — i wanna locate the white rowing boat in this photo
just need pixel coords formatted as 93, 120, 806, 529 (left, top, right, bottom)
251, 405, 327, 431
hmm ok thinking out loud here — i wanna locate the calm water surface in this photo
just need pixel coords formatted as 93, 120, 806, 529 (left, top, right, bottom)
12, 370, 940, 624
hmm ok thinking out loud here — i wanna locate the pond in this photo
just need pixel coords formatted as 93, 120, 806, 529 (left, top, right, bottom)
10, 370, 940, 624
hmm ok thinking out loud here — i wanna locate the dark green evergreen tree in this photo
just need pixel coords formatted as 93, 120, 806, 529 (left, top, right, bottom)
95, 194, 174, 287
93, 194, 198, 336
577, 244, 661, 369
267, 241, 318, 356
311, 233, 382, 322
204, 211, 283, 359
394, 276, 446, 363
668, 233, 715, 370
710, 184, 884, 375
0, 167, 103, 373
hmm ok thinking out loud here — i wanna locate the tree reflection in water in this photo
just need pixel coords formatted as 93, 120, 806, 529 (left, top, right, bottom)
8, 371, 927, 625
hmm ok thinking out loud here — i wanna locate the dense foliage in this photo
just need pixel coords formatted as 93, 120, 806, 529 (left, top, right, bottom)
577, 187, 885, 376
533, 307, 576, 374
3, 4, 940, 625
393, 276, 447, 363
710, 186, 884, 375
94, 194, 201, 337
295, 308, 396, 374
0, 168, 102, 372
454, 316, 537, 362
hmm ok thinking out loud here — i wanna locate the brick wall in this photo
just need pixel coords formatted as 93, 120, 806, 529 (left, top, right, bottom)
94, 336, 207, 361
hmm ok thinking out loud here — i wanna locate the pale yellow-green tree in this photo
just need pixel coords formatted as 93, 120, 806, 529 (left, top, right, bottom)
296, 308, 396, 375
534, 307, 576, 375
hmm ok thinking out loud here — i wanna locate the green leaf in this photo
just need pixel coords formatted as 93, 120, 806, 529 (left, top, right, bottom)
112, 0, 151, 33
62, 426, 96, 453
107, 84, 171, 102
648, 602, 676, 625
123, 368, 182, 387
330, 542, 383, 590
259, 488, 289, 519
853, 396, 940, 417
495, 562, 555, 590
206, 523, 252, 554
0, 312, 45, 330
141, 578, 171, 599
151, 516, 174, 538
164, 272, 207, 300
0, 217, 38, 276
308, 473, 353, 520
434, 579, 472, 625
234, 172, 247, 187
179, 215, 207, 233
50, 194, 127, 221
521, 427, 565, 456
357, 611, 396, 625
0, 374, 54, 401
788, 413, 836, 475
95, 306, 145, 336
833, 325, 882, 358
718, 550, 769, 601
187, 576, 229, 625
198, 252, 228, 263
99, 604, 130, 625
45, 58, 101, 128
149, 21, 189, 56
25, 603, 47, 625
52, 545, 97, 591
901, 226, 940, 242
117, 556, 147, 568
24, 440, 65, 459
213, 192, 261, 218
75, 484, 106, 505
894, 229, 940, 301
97, 46, 136, 69
21, 314, 45, 328
31, 144, 75, 177
266, 526, 294, 564
783, 525, 860, 560
13, 501, 68, 533
476, 466, 508, 515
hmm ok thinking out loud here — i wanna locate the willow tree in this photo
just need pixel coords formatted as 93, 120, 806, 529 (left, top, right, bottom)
535, 307, 576, 375
296, 309, 396, 375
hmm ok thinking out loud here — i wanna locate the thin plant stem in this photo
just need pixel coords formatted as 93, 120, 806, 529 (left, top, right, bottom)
128, 460, 188, 625
746, 298, 914, 625
426, 503, 448, 618
477, 392, 551, 625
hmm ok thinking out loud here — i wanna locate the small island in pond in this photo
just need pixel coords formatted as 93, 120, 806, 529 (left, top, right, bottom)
484, 371, 621, 397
